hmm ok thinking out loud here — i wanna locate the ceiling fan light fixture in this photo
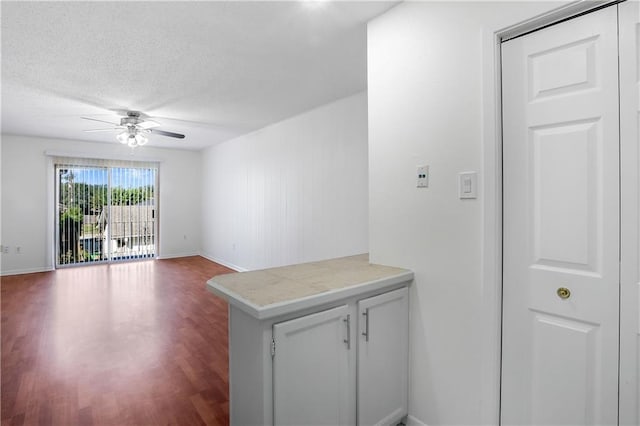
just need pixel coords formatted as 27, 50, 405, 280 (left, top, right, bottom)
124, 132, 149, 148
127, 135, 138, 148
135, 133, 148, 146
117, 131, 130, 144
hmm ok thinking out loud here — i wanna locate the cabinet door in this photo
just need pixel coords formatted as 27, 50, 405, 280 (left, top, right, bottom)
273, 305, 356, 426
358, 287, 409, 426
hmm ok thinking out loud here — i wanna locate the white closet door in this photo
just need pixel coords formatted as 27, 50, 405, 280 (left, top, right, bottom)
501, 6, 620, 425
619, 2, 640, 424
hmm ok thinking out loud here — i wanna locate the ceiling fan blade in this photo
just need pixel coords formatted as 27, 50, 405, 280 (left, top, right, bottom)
81, 117, 120, 126
150, 129, 185, 139
137, 120, 160, 129
83, 127, 123, 132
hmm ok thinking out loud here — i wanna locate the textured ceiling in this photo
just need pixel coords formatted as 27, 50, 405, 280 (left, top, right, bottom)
1, 1, 396, 150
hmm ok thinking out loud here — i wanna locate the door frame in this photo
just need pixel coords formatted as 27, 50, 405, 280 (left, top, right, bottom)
481, 0, 622, 423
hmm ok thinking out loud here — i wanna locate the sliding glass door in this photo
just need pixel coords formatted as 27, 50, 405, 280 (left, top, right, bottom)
56, 161, 157, 267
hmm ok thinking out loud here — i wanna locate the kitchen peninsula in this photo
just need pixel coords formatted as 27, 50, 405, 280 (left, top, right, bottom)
207, 254, 413, 426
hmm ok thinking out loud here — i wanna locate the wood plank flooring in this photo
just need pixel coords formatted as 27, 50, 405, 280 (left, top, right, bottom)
1, 256, 234, 425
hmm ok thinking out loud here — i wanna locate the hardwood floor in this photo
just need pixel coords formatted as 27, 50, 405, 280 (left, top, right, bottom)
1, 256, 234, 425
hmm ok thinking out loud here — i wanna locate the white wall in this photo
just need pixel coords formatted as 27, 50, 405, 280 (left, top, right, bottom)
201, 92, 368, 271
1, 135, 202, 275
367, 2, 567, 424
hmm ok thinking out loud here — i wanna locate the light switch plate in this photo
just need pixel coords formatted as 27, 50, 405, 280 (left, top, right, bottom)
417, 165, 429, 188
458, 171, 477, 199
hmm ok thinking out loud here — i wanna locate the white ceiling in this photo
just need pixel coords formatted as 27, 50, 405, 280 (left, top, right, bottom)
1, 1, 397, 151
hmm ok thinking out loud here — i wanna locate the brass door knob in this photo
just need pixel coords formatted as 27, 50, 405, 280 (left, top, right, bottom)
557, 287, 571, 299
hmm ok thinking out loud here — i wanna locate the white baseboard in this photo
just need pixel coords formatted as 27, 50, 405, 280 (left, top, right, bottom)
156, 251, 200, 260
199, 252, 247, 272
1, 266, 54, 277
406, 414, 428, 426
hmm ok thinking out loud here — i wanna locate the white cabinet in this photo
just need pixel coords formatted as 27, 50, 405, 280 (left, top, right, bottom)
357, 288, 409, 426
273, 305, 356, 426
272, 287, 409, 426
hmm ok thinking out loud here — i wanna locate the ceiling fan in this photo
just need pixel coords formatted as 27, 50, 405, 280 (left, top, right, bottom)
82, 111, 185, 147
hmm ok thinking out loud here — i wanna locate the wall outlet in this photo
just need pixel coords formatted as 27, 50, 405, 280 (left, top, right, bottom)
1, 245, 9, 254
417, 165, 429, 188
15, 246, 22, 254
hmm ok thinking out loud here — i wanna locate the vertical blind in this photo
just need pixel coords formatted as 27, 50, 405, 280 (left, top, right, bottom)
52, 155, 159, 267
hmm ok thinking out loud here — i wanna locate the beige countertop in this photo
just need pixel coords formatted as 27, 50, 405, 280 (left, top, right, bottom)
206, 254, 413, 319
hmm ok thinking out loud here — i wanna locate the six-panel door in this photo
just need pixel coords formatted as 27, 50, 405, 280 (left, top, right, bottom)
501, 6, 620, 425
